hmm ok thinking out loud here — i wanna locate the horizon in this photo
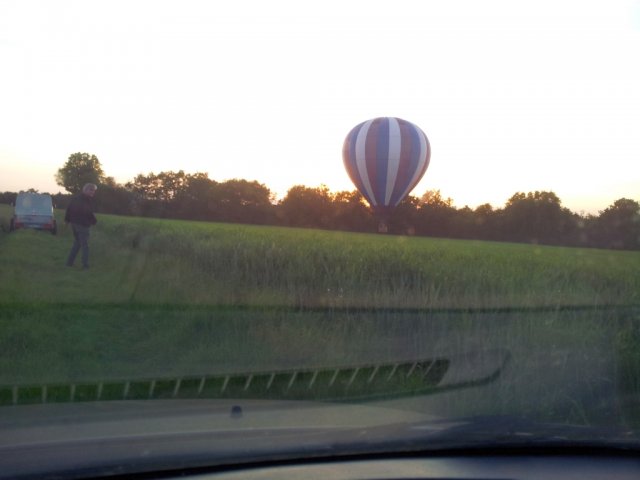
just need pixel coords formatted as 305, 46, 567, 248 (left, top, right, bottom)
1, 170, 632, 216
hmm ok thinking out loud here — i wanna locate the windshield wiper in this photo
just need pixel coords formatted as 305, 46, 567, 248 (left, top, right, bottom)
0, 349, 510, 406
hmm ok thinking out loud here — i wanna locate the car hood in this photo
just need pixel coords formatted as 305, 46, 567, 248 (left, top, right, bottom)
0, 399, 637, 480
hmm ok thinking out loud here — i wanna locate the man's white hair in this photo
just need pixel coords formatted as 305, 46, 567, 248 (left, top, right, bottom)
82, 183, 97, 194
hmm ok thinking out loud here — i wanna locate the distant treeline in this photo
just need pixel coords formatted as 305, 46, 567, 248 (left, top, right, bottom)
2, 170, 639, 250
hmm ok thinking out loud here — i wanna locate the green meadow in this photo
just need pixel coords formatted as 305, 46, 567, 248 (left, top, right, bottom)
0, 204, 639, 426
1, 204, 638, 308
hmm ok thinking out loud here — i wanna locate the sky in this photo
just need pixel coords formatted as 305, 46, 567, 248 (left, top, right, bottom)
1, 0, 639, 214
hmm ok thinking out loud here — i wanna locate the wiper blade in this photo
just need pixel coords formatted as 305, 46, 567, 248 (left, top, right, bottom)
0, 349, 509, 405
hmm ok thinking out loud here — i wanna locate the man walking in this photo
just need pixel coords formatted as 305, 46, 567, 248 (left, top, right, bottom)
65, 183, 98, 269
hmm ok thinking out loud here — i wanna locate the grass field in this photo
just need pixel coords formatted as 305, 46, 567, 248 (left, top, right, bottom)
1, 204, 638, 309
0, 204, 639, 427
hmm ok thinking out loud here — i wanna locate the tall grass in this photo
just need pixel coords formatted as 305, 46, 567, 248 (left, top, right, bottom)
99, 213, 640, 308
2, 206, 638, 308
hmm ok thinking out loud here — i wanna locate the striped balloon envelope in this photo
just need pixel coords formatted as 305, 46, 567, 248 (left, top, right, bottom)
342, 117, 430, 215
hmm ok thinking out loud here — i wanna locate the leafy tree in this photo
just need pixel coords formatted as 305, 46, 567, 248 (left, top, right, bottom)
157, 171, 188, 201
500, 191, 576, 244
594, 198, 640, 250
127, 172, 159, 200
126, 171, 188, 202
0, 192, 17, 205
472, 203, 498, 240
331, 190, 374, 232
387, 195, 421, 234
93, 177, 135, 215
414, 189, 456, 237
210, 179, 275, 224
55, 152, 105, 194
125, 170, 193, 217
173, 173, 217, 220
124, 172, 275, 224
51, 192, 72, 210
448, 206, 477, 239
278, 185, 334, 229
420, 189, 453, 208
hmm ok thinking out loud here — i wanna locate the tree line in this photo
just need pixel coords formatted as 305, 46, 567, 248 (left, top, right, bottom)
1, 152, 639, 250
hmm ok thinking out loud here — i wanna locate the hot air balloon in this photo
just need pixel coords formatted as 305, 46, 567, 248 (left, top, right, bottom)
342, 117, 431, 232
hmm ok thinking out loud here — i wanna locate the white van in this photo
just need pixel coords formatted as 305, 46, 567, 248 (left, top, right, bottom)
10, 192, 57, 235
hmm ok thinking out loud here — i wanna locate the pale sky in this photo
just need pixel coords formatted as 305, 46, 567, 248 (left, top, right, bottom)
1, 0, 639, 213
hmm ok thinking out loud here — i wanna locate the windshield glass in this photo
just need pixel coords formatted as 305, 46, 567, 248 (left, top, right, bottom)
0, 0, 639, 478
14, 193, 53, 215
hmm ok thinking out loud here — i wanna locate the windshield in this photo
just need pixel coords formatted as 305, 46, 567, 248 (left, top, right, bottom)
0, 1, 639, 478
14, 193, 53, 215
